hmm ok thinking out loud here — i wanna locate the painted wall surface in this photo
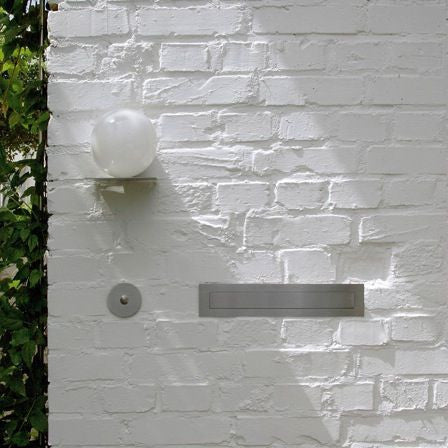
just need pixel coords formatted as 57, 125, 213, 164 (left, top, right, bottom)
47, 0, 448, 446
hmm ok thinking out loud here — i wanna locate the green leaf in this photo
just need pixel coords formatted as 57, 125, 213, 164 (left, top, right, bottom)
29, 269, 41, 287
27, 234, 38, 251
22, 340, 36, 368
7, 376, 26, 397
11, 328, 30, 346
30, 409, 47, 432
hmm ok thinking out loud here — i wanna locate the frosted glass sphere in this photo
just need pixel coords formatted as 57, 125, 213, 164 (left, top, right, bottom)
91, 109, 157, 177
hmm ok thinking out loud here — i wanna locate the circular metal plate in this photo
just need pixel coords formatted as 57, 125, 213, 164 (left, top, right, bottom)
107, 283, 142, 318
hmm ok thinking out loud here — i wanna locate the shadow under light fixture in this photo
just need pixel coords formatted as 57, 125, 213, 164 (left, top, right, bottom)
90, 108, 157, 183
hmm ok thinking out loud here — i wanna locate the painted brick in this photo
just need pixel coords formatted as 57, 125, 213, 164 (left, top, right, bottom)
159, 113, 216, 142
160, 43, 209, 71
380, 380, 428, 411
47, 0, 448, 445
365, 146, 447, 174
360, 214, 445, 243
282, 319, 334, 347
366, 77, 446, 105
161, 384, 213, 411
338, 320, 388, 346
48, 8, 129, 38
390, 316, 439, 343
219, 112, 273, 142
142, 76, 253, 105
244, 214, 351, 247
330, 180, 381, 209
281, 249, 336, 282
328, 383, 375, 411
268, 41, 325, 70
136, 7, 243, 36
217, 182, 270, 213
276, 181, 327, 210
222, 42, 267, 71
368, 5, 445, 34
253, 6, 364, 34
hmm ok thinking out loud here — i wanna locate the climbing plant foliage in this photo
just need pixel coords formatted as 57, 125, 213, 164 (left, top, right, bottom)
0, 0, 48, 446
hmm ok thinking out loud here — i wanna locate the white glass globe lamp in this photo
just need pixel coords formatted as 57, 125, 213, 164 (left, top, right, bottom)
91, 109, 157, 178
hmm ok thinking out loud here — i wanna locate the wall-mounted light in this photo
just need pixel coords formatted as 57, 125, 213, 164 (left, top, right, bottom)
91, 108, 157, 178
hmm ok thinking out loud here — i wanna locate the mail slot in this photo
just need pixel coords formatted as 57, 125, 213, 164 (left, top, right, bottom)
199, 284, 364, 317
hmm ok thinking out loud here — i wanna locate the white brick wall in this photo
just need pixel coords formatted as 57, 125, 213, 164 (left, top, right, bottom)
47, 0, 448, 446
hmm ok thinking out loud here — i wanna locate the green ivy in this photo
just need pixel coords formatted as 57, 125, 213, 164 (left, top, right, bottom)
0, 0, 48, 446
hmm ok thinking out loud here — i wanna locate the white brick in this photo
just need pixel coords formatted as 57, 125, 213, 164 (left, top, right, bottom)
245, 215, 351, 247
272, 385, 322, 412
338, 247, 391, 282
360, 349, 448, 375
268, 41, 325, 70
330, 180, 381, 209
233, 251, 282, 282
282, 320, 334, 347
253, 6, 363, 34
328, 42, 386, 72
434, 382, 448, 409
142, 76, 253, 105
161, 385, 212, 411
392, 241, 444, 278
235, 416, 339, 445
347, 415, 448, 442
128, 416, 231, 444
154, 320, 218, 349
380, 380, 428, 411
48, 116, 92, 146
262, 77, 363, 106
282, 249, 336, 282
48, 8, 129, 38
160, 44, 209, 71
217, 382, 271, 412
366, 146, 447, 174
329, 383, 374, 411
279, 112, 331, 140
244, 350, 351, 378
219, 112, 273, 142
218, 319, 280, 347
276, 181, 327, 210
49, 416, 123, 446
100, 42, 155, 75
49, 353, 125, 382
217, 182, 270, 213
337, 320, 388, 346
48, 80, 133, 112
137, 7, 242, 36
366, 77, 446, 105
368, 5, 445, 34
102, 385, 157, 412
49, 385, 101, 413
383, 180, 436, 206
389, 42, 444, 73
337, 114, 388, 142
95, 321, 147, 348
46, 46, 96, 74
48, 323, 95, 350
303, 146, 361, 174
360, 214, 445, 243
393, 112, 444, 141
47, 0, 448, 443
391, 316, 439, 342
222, 42, 267, 71
159, 113, 216, 142
130, 352, 244, 382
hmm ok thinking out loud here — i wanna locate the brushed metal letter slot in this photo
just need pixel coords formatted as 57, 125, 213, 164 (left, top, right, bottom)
199, 284, 363, 317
